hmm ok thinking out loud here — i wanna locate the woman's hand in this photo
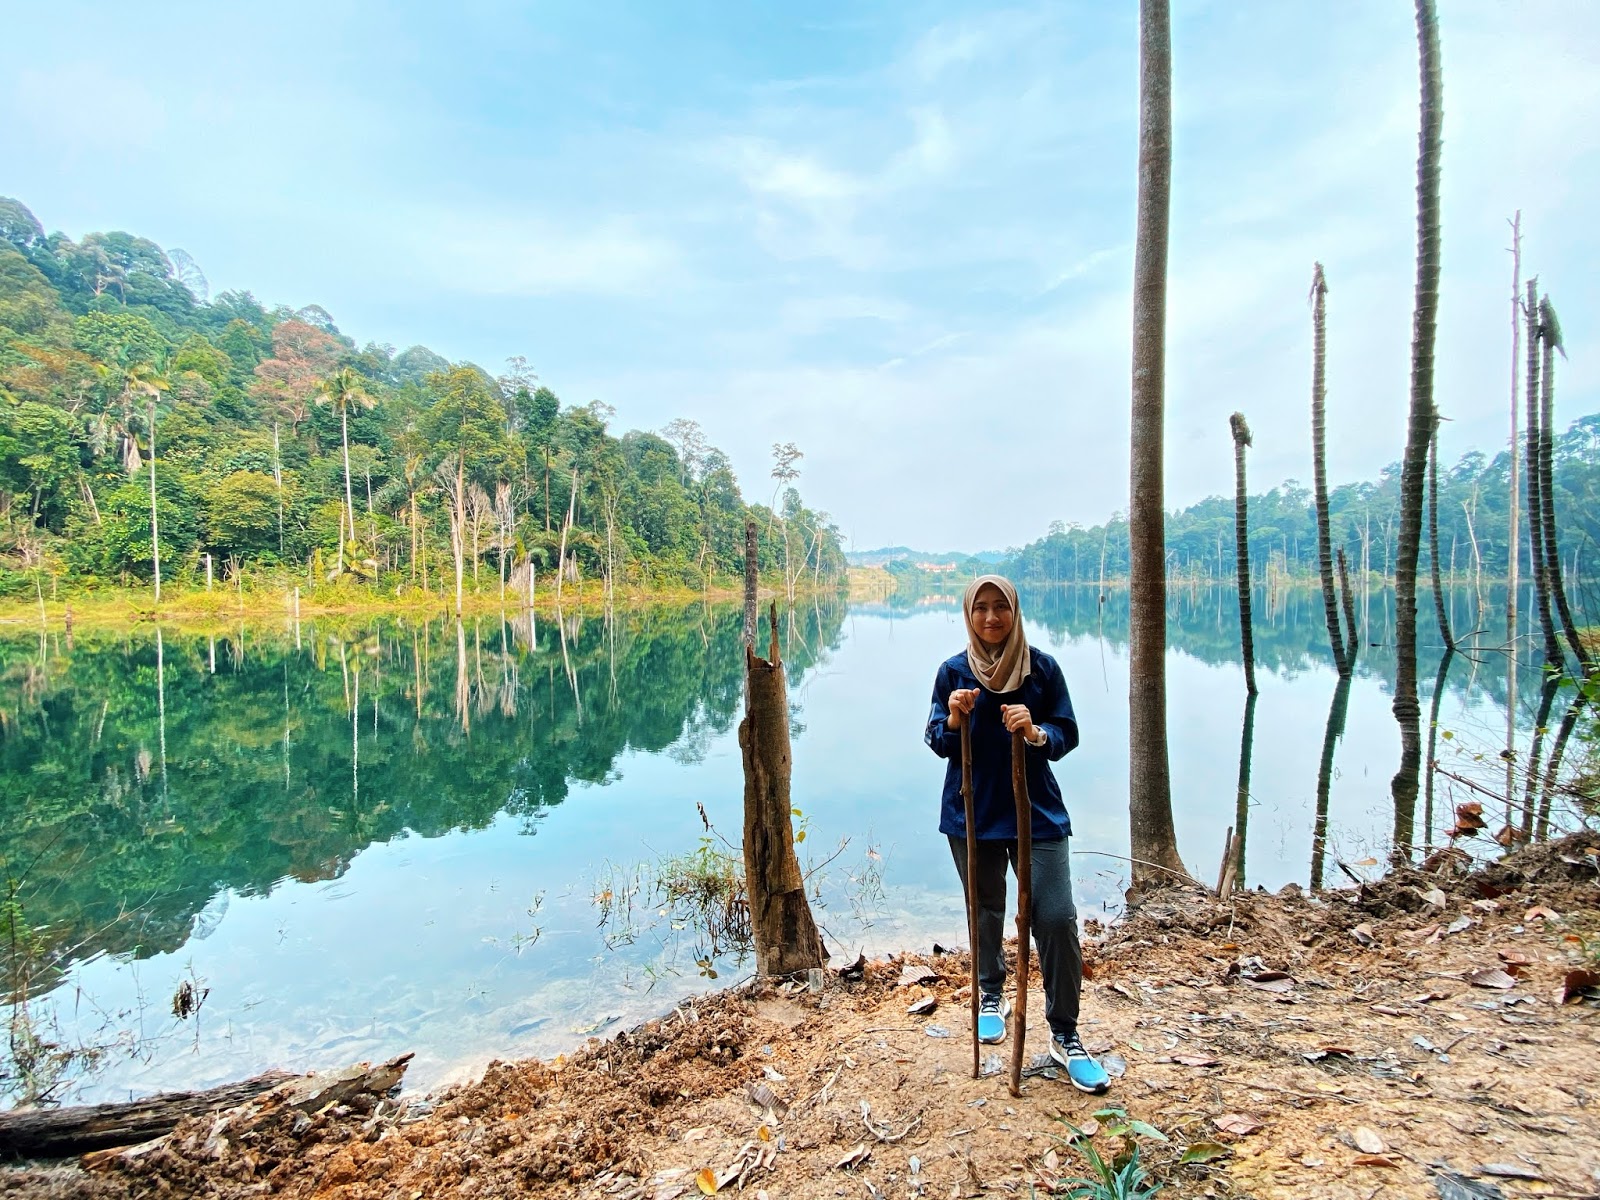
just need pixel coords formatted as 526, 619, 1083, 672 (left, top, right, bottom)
1000, 703, 1041, 742
947, 688, 981, 728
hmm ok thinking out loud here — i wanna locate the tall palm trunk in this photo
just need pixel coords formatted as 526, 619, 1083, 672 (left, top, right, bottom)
1389, 0, 1443, 861
1428, 407, 1454, 650
1229, 413, 1257, 696
273, 421, 285, 557
1504, 212, 1521, 808
340, 408, 356, 576
1536, 297, 1588, 673
1524, 279, 1560, 667
1128, 0, 1186, 885
148, 400, 161, 604
1310, 263, 1348, 676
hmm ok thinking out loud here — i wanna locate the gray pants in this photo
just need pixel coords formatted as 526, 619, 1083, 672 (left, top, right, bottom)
947, 835, 1083, 1038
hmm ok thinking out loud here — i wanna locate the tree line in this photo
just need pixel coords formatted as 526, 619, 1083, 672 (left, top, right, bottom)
0, 197, 844, 609
1003, 419, 1600, 592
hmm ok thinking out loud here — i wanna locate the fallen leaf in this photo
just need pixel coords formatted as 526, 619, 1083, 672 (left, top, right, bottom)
1467, 967, 1517, 990
1042, 1148, 1059, 1172
1497, 949, 1534, 966
1352, 1126, 1387, 1154
1446, 916, 1473, 935
1100, 1054, 1128, 1078
1478, 1162, 1544, 1181
1351, 923, 1376, 947
906, 996, 937, 1016
1247, 976, 1295, 993
1352, 1154, 1400, 1169
837, 953, 867, 982
1353, 857, 1379, 867
1171, 1054, 1221, 1068
1421, 887, 1448, 907
682, 1126, 710, 1143
1523, 905, 1560, 923
696, 1167, 719, 1195
1214, 1114, 1261, 1137
1318, 1045, 1357, 1057
1180, 1142, 1231, 1164
757, 1125, 772, 1142
834, 1144, 871, 1171
924, 1024, 952, 1038
1561, 967, 1600, 1003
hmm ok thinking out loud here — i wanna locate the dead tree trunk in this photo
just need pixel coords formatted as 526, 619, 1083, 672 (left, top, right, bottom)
1524, 279, 1561, 667
743, 520, 758, 650
739, 605, 825, 976
1309, 263, 1349, 676
1427, 406, 1454, 650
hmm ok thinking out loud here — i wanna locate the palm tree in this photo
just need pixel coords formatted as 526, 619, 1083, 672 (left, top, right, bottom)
315, 366, 376, 577
1427, 406, 1454, 650
125, 362, 170, 603
1229, 413, 1257, 696
1389, 0, 1442, 861
1523, 280, 1560, 666
1536, 296, 1589, 673
1128, 0, 1186, 886
1309, 263, 1349, 676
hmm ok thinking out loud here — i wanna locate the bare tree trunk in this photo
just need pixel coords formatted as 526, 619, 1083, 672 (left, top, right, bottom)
272, 421, 284, 556
1127, 0, 1186, 886
148, 401, 161, 604
1232, 692, 1257, 887
1229, 413, 1257, 695
1389, 0, 1443, 862
739, 606, 825, 975
1337, 547, 1359, 668
556, 468, 578, 606
1422, 647, 1455, 852
1428, 406, 1454, 649
743, 520, 758, 649
1536, 297, 1588, 673
1524, 279, 1561, 667
1309, 263, 1348, 676
1504, 212, 1522, 806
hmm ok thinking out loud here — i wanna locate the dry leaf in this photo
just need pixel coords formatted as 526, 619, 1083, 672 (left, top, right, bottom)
1497, 949, 1534, 965
756, 1125, 772, 1142
1523, 905, 1560, 923
1352, 1154, 1400, 1169
1467, 967, 1517, 990
834, 1144, 871, 1171
1214, 1114, 1261, 1137
898, 963, 939, 987
682, 1126, 710, 1143
695, 1167, 719, 1195
1171, 1054, 1221, 1067
1351, 923, 1376, 947
907, 996, 937, 1016
1351, 1126, 1386, 1154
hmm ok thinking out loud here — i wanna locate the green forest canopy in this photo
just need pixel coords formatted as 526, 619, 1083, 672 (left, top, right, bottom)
0, 197, 845, 599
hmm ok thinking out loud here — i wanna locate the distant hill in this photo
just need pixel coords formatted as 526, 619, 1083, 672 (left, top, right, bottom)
847, 546, 1005, 568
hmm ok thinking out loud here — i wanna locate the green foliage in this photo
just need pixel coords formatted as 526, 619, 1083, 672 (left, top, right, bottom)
1052, 1143, 1161, 1200
0, 196, 846, 597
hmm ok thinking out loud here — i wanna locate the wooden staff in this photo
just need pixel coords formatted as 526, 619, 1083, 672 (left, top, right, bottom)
961, 720, 979, 1079
1009, 729, 1032, 1098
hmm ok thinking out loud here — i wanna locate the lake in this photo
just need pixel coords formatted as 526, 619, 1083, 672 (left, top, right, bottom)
0, 584, 1575, 1105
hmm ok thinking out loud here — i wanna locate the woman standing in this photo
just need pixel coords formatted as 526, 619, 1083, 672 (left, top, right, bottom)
924, 575, 1108, 1094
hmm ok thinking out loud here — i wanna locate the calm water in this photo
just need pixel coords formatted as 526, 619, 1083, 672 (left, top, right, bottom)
0, 586, 1565, 1105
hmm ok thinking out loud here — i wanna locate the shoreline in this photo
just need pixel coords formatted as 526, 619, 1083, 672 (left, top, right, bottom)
7, 832, 1596, 1198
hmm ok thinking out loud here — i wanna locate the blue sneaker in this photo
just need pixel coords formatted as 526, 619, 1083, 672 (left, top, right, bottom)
977, 993, 1011, 1044
1050, 1032, 1110, 1093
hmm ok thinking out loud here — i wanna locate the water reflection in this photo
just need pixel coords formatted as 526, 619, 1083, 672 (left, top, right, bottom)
0, 600, 846, 982
1310, 676, 1353, 891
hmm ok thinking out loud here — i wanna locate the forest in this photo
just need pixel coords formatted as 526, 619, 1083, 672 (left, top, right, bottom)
0, 197, 846, 607
1004, 420, 1600, 592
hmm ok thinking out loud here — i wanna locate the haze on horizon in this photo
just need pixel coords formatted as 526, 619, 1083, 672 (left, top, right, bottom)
6, 0, 1596, 554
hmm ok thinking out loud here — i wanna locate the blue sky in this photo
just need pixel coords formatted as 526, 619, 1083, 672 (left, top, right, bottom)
5, 0, 1597, 551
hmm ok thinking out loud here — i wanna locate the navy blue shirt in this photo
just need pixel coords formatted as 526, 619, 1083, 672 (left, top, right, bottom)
924, 646, 1079, 842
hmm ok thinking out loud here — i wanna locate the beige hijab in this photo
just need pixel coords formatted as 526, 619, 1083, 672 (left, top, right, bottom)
962, 574, 1031, 693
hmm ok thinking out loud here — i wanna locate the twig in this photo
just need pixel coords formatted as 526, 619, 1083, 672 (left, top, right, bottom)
1221, 1078, 1362, 1106
1072, 850, 1196, 882
1433, 765, 1510, 805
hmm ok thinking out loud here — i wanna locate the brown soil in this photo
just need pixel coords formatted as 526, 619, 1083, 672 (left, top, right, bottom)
7, 835, 1599, 1200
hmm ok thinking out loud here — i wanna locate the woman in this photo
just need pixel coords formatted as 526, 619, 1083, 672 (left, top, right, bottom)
924, 575, 1109, 1094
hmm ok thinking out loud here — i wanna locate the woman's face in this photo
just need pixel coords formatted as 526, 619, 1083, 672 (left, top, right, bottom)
970, 584, 1015, 647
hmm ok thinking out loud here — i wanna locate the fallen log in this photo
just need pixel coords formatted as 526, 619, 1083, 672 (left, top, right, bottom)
1, 1054, 413, 1163
79, 1054, 413, 1171
0, 1070, 292, 1160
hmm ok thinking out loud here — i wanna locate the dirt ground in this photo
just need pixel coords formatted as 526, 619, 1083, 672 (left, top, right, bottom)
6, 835, 1598, 1200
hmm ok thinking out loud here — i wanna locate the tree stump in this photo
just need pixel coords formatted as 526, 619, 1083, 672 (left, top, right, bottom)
740, 604, 825, 976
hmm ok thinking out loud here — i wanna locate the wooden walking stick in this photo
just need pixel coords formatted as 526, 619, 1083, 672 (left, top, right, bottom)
961, 719, 979, 1079
1009, 729, 1032, 1098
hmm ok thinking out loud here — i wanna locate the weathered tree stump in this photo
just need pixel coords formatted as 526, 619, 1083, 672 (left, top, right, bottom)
740, 604, 825, 977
